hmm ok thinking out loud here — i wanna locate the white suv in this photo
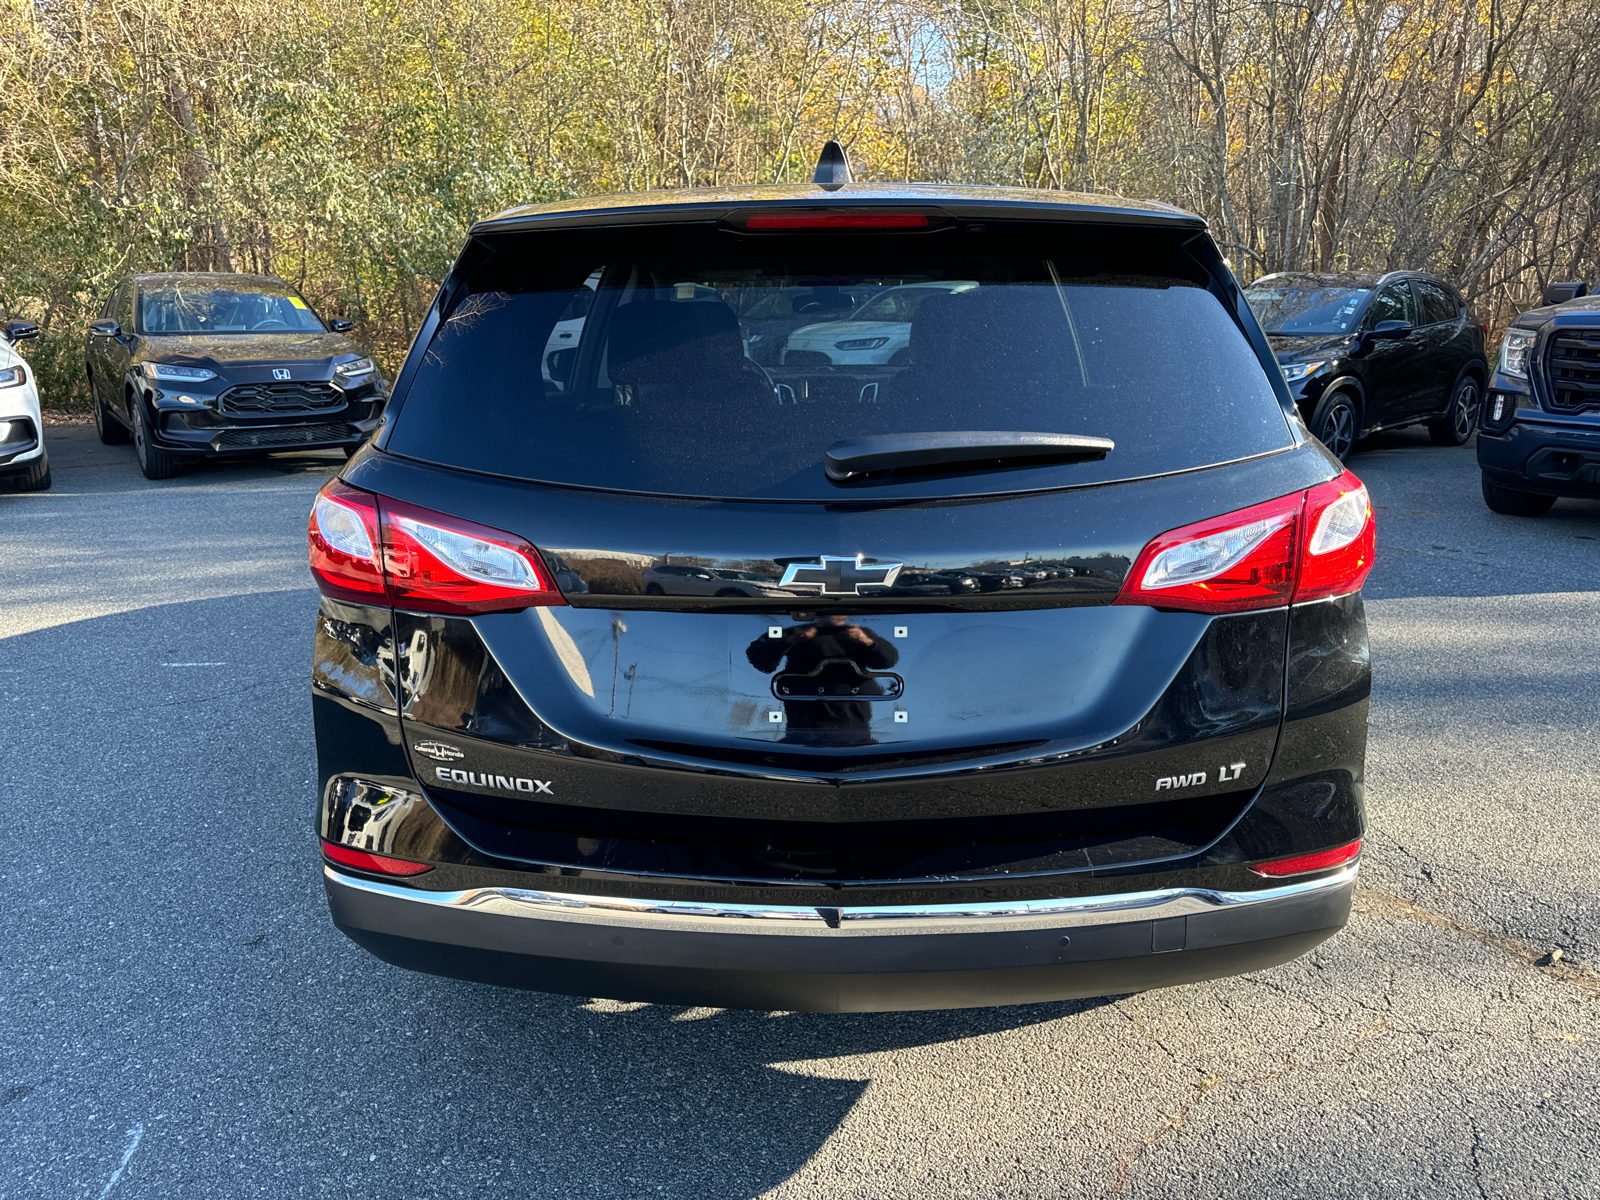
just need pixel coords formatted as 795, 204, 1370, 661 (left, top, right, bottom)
0, 318, 49, 492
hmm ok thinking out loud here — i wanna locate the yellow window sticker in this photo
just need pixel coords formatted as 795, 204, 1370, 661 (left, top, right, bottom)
289, 297, 309, 309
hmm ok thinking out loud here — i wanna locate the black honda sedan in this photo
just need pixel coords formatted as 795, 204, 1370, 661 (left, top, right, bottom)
309, 150, 1375, 1012
1246, 271, 1487, 459
1478, 281, 1600, 515
84, 272, 386, 479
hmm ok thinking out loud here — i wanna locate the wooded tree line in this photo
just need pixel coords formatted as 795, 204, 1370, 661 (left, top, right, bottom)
3, 0, 1598, 405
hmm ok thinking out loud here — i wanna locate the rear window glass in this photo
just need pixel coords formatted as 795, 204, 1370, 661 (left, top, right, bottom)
387, 224, 1292, 499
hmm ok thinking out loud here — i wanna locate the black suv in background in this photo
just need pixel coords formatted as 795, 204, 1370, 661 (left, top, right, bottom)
1246, 272, 1487, 459
85, 272, 386, 479
309, 153, 1376, 1012
1478, 280, 1600, 515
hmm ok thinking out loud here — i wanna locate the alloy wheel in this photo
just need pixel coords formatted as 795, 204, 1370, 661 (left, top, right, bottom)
1318, 400, 1355, 459
1454, 380, 1478, 440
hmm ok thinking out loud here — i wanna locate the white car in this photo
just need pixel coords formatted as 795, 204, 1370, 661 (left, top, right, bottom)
782, 281, 977, 367
0, 317, 49, 491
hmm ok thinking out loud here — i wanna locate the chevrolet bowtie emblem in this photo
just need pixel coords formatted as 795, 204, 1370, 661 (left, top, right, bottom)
779, 555, 903, 595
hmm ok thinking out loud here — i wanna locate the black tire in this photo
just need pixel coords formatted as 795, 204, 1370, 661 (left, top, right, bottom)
91, 371, 131, 445
1429, 375, 1480, 446
5, 450, 51, 491
1308, 391, 1359, 461
714, 588, 745, 597
1481, 473, 1556, 517
131, 394, 183, 480
643, 583, 666, 596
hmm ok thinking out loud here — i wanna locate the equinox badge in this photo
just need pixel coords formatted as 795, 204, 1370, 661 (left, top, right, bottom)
779, 554, 903, 595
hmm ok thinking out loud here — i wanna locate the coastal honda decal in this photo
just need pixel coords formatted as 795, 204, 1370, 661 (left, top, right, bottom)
435, 766, 553, 795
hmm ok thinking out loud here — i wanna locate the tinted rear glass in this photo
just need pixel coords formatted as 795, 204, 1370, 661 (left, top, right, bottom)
388, 223, 1292, 499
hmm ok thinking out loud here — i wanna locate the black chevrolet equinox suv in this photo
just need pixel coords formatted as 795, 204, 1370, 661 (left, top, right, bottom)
309, 151, 1376, 1012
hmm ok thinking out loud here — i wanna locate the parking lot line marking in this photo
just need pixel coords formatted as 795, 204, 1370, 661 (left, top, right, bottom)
95, 1123, 144, 1200
160, 662, 226, 667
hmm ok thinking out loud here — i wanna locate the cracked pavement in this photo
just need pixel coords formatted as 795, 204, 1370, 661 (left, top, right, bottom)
2, 424, 1598, 1198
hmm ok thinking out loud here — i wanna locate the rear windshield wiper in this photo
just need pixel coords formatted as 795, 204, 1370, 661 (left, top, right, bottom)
825, 431, 1114, 482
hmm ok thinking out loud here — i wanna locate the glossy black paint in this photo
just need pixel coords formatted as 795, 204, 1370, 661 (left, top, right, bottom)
1478, 299, 1600, 500
84, 271, 386, 460
314, 588, 1368, 901
343, 439, 1340, 610
1252, 270, 1488, 444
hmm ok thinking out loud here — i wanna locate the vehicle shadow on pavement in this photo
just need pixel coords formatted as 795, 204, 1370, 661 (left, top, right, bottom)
376, 978, 1112, 1197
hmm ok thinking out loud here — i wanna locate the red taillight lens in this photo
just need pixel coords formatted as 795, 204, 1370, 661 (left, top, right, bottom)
1250, 838, 1361, 878
309, 480, 385, 603
381, 497, 558, 615
1116, 493, 1302, 614
308, 481, 566, 615
321, 838, 434, 876
742, 212, 931, 230
1295, 472, 1374, 602
1116, 469, 1374, 614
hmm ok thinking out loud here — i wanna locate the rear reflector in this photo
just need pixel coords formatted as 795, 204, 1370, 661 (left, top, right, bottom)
742, 212, 931, 230
1250, 839, 1362, 878
1116, 468, 1373, 614
321, 839, 434, 876
308, 481, 566, 614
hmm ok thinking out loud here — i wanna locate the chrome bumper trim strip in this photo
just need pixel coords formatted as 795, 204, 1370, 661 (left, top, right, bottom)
325, 863, 1359, 937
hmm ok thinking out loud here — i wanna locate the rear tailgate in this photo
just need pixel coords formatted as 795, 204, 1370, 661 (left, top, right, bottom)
351, 446, 1334, 878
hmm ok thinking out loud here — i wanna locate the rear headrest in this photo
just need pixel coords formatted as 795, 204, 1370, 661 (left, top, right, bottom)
906, 292, 971, 362
608, 299, 743, 384
906, 286, 1082, 382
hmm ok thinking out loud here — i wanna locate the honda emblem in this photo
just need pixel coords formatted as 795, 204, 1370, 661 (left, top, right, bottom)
272, 368, 291, 381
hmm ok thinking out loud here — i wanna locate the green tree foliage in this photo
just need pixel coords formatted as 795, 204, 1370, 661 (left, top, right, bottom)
2, 0, 1597, 406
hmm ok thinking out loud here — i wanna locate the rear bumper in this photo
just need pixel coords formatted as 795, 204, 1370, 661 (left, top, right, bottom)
324, 862, 1356, 1012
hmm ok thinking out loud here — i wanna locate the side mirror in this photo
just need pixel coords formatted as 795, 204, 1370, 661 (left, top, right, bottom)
5, 320, 39, 342
89, 319, 120, 338
1367, 319, 1412, 342
1542, 281, 1588, 307
329, 318, 354, 333
546, 347, 577, 384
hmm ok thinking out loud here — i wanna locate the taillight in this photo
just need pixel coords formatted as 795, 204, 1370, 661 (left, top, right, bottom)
1116, 493, 1301, 614
1250, 838, 1361, 878
1116, 469, 1373, 614
308, 481, 565, 615
321, 838, 434, 877
1296, 474, 1375, 602
309, 480, 385, 603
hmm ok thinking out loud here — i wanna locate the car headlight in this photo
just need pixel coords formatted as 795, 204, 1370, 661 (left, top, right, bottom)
1498, 328, 1536, 379
142, 362, 216, 383
834, 337, 890, 351
1280, 360, 1327, 383
335, 357, 376, 382
0, 364, 25, 389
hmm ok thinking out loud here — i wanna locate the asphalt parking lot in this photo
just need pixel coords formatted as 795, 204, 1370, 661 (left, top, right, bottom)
3, 423, 1599, 1199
